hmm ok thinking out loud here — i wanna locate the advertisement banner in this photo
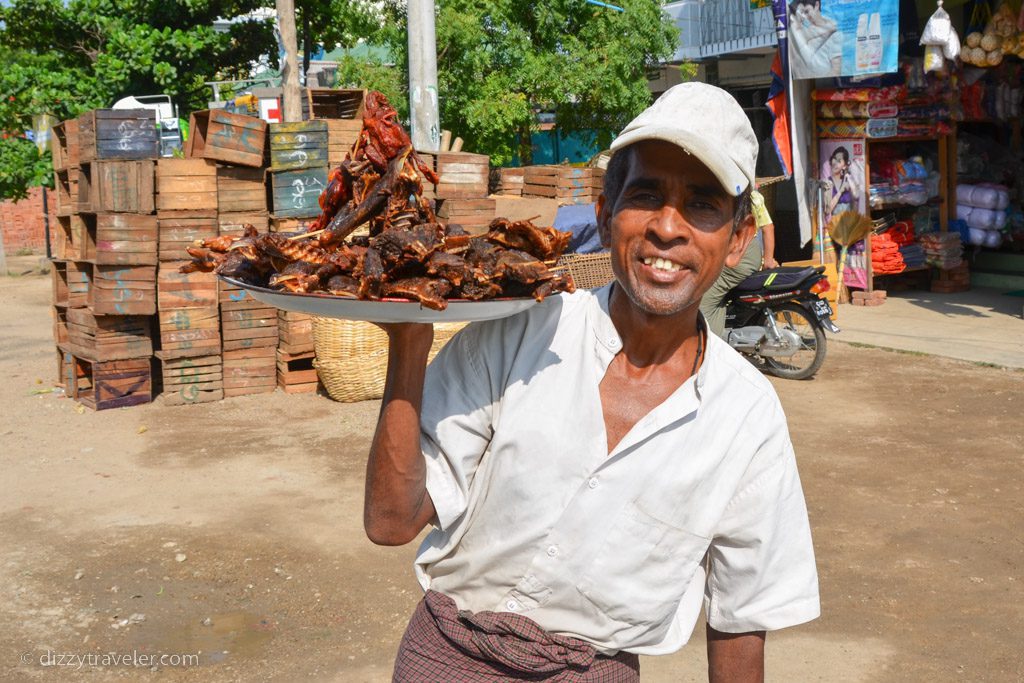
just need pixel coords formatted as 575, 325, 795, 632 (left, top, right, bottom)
819, 138, 866, 226
788, 0, 898, 79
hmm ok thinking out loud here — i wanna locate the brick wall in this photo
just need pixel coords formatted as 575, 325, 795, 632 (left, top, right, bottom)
0, 187, 57, 254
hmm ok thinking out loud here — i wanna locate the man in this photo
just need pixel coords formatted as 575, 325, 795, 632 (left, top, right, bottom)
365, 82, 820, 682
699, 187, 778, 339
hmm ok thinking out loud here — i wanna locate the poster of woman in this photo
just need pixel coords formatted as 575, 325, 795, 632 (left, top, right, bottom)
820, 139, 866, 226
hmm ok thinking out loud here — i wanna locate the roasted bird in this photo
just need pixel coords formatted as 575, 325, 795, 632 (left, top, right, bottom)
184, 91, 575, 311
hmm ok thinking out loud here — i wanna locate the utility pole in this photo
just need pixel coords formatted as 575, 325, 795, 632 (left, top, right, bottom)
407, 0, 441, 152
276, 0, 303, 122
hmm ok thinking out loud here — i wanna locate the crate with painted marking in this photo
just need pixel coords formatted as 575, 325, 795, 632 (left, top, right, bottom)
65, 261, 92, 308
186, 110, 267, 168
89, 264, 157, 315
157, 307, 221, 358
78, 109, 159, 163
219, 211, 269, 237
158, 212, 218, 261
270, 121, 328, 171
77, 160, 155, 214
59, 349, 153, 410
157, 262, 218, 310
65, 308, 153, 361
156, 158, 218, 212
220, 305, 279, 352
54, 170, 78, 217
84, 213, 158, 266
217, 166, 267, 213
267, 166, 328, 218
277, 310, 314, 355
223, 346, 277, 397
157, 352, 224, 406
277, 349, 319, 394
51, 118, 80, 171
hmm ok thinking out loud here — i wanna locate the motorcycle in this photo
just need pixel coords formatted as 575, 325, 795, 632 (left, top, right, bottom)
724, 265, 839, 380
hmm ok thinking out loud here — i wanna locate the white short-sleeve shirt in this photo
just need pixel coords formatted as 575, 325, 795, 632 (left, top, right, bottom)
415, 285, 819, 655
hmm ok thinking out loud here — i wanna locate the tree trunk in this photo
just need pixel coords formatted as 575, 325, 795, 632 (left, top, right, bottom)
276, 0, 302, 122
517, 123, 533, 166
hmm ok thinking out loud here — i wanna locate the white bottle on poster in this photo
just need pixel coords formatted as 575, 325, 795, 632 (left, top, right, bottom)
855, 13, 870, 72
867, 13, 883, 71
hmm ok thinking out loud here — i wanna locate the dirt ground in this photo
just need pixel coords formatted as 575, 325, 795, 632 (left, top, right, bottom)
1, 268, 1022, 682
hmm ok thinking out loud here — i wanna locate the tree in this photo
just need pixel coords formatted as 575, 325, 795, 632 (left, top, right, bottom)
0, 0, 276, 199
379, 0, 678, 165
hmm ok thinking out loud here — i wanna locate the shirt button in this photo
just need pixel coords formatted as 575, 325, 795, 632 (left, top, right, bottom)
506, 599, 519, 611
588, 477, 599, 489
546, 545, 559, 557
608, 338, 619, 348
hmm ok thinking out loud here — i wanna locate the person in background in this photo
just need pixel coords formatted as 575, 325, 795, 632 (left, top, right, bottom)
700, 187, 778, 339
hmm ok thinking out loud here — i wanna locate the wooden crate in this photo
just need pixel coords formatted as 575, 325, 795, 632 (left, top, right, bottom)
278, 311, 314, 355
65, 308, 153, 361
53, 307, 69, 346
417, 152, 437, 200
85, 213, 158, 266
437, 198, 496, 234
269, 216, 316, 233
156, 158, 218, 212
51, 118, 80, 171
220, 305, 279, 351
523, 166, 604, 205
436, 152, 490, 199
54, 170, 78, 216
305, 88, 365, 120
52, 262, 69, 307
495, 167, 525, 196
78, 109, 159, 163
158, 262, 218, 309
223, 346, 277, 397
56, 216, 91, 262
67, 261, 91, 308
90, 264, 157, 315
277, 349, 319, 393
268, 166, 328, 218
60, 350, 153, 410
269, 121, 329, 171
157, 353, 224, 406
52, 222, 68, 261
186, 110, 267, 168
158, 212, 218, 261
326, 119, 362, 167
219, 211, 270, 236
158, 306, 221, 358
217, 166, 267, 213
77, 160, 155, 214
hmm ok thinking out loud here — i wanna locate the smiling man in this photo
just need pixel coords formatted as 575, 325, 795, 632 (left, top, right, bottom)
365, 82, 820, 682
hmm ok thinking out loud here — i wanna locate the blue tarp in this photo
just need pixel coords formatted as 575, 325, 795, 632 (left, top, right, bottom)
554, 204, 606, 254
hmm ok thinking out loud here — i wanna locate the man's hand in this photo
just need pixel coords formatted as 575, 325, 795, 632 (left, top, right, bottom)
707, 625, 765, 683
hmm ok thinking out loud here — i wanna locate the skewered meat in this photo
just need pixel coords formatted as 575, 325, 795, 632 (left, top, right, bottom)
182, 91, 576, 310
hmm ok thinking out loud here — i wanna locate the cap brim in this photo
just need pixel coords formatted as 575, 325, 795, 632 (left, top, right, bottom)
610, 126, 751, 197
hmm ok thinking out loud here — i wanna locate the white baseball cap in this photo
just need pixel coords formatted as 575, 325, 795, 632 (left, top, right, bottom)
610, 82, 758, 197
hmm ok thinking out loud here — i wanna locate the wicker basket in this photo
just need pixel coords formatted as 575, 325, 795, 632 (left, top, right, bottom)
556, 252, 615, 290
312, 317, 466, 402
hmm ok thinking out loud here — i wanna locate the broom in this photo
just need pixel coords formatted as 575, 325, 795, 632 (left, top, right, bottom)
827, 211, 873, 304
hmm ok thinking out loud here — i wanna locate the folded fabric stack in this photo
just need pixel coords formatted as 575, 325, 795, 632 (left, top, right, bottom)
957, 183, 1009, 248
871, 233, 906, 274
919, 232, 964, 269
870, 157, 936, 208
900, 243, 927, 268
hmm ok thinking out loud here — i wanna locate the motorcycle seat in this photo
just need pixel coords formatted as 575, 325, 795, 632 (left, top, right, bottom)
734, 266, 820, 292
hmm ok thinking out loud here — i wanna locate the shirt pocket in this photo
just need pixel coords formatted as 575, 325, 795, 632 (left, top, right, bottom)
575, 501, 711, 628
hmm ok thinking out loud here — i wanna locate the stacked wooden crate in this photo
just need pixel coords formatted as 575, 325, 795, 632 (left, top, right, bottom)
495, 167, 525, 196
50, 110, 159, 409
435, 152, 493, 233
220, 279, 279, 397
155, 157, 222, 405
523, 166, 604, 205
217, 166, 268, 235
267, 121, 329, 222
277, 311, 318, 393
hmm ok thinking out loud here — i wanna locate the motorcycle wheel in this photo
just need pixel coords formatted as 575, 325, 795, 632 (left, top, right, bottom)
761, 303, 826, 380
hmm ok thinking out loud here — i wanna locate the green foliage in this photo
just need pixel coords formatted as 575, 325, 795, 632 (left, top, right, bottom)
0, 136, 53, 201
380, 0, 678, 165
0, 0, 276, 199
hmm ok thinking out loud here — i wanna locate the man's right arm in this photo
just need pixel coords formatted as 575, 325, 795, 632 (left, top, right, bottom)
364, 324, 438, 546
